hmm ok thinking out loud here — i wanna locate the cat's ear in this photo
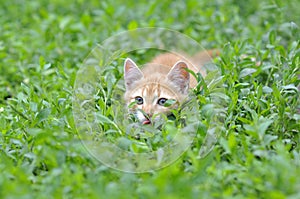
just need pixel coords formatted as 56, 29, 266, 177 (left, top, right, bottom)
124, 58, 143, 89
167, 61, 190, 94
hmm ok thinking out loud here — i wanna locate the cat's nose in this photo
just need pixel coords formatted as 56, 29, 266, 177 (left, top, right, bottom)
146, 113, 153, 118
143, 111, 152, 118
143, 107, 153, 118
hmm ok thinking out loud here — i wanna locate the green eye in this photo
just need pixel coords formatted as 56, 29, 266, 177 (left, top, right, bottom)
135, 96, 143, 105
157, 98, 168, 106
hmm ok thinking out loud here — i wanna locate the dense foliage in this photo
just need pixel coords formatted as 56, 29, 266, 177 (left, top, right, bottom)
0, 0, 299, 198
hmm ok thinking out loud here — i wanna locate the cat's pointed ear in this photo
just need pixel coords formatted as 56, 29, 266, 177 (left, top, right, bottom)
124, 58, 143, 89
167, 61, 190, 94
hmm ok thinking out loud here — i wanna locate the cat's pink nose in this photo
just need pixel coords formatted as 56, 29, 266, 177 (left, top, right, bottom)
146, 113, 153, 117
143, 108, 153, 117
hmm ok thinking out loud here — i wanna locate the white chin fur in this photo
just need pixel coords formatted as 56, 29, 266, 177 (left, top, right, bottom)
136, 111, 146, 122
135, 111, 163, 124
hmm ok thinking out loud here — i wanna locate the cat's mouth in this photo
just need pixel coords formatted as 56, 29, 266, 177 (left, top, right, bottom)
142, 119, 151, 125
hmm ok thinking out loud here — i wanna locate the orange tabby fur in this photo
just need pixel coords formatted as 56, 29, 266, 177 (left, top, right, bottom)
124, 50, 219, 124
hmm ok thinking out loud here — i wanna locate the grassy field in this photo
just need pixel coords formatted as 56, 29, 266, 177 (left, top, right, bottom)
0, 0, 299, 198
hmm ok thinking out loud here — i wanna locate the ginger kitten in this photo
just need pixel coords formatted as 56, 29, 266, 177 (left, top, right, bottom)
124, 50, 218, 125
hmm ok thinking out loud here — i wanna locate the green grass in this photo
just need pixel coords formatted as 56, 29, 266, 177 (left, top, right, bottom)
0, 0, 299, 198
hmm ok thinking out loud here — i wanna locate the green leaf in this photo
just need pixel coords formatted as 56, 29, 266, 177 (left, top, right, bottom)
282, 84, 298, 91
257, 117, 273, 138
239, 68, 257, 78
263, 86, 273, 93
164, 99, 176, 107
36, 108, 51, 123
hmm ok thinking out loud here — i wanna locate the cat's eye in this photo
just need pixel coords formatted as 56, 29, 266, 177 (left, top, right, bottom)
157, 98, 168, 106
135, 96, 143, 105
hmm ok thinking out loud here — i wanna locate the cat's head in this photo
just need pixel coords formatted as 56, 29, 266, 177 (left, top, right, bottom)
123, 58, 190, 125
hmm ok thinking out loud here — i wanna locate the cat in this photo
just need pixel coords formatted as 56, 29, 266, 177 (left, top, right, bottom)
123, 50, 219, 125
